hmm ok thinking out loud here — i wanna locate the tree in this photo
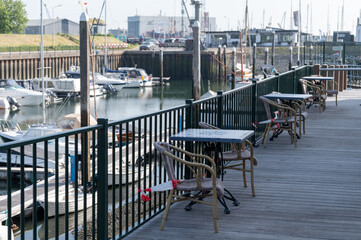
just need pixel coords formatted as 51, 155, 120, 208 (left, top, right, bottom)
0, 0, 28, 34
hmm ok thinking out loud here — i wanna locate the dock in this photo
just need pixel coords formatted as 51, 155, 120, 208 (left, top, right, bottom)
125, 89, 361, 239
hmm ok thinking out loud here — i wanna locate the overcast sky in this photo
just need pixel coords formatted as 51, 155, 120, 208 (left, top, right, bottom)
21, 0, 361, 36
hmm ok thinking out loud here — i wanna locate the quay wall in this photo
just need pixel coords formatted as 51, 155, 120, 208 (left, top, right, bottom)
0, 50, 231, 81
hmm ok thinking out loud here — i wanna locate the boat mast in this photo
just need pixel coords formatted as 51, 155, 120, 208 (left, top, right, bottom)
103, 0, 107, 74
41, 0, 45, 124
244, 0, 248, 69
297, 0, 301, 65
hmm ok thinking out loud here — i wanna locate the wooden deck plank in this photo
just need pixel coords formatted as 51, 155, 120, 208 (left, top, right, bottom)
125, 89, 361, 240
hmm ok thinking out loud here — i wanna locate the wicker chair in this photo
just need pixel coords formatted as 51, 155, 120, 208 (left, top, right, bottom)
153, 142, 224, 233
199, 122, 258, 197
299, 79, 327, 113
259, 96, 298, 148
322, 80, 339, 106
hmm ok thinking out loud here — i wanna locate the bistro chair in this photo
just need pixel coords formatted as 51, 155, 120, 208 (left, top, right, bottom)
153, 142, 224, 233
259, 96, 298, 148
290, 100, 309, 137
299, 79, 327, 113
322, 79, 339, 106
199, 122, 258, 197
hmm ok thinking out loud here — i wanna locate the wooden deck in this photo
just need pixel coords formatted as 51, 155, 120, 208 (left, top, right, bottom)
126, 89, 361, 239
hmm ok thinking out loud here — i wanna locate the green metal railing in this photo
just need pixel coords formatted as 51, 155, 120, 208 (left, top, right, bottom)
0, 65, 311, 239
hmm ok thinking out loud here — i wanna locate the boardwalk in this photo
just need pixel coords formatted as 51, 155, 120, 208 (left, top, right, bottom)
126, 89, 361, 239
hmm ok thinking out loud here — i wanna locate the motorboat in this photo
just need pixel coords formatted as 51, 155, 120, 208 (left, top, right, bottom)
0, 79, 44, 106
65, 66, 127, 91
105, 67, 153, 88
37, 184, 96, 217
30, 76, 105, 98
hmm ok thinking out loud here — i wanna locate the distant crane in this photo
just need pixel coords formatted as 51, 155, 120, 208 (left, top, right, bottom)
278, 11, 286, 29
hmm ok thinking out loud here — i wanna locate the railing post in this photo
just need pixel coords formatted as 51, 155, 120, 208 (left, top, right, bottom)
251, 79, 257, 145
185, 99, 194, 179
292, 67, 297, 94
217, 91, 223, 128
342, 43, 346, 65
97, 118, 108, 240
276, 72, 280, 92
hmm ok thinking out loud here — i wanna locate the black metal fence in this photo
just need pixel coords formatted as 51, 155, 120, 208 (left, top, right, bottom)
0, 65, 312, 240
303, 42, 361, 88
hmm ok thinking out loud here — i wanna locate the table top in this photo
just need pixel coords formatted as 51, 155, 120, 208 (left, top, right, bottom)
302, 76, 334, 81
170, 128, 254, 143
263, 93, 313, 100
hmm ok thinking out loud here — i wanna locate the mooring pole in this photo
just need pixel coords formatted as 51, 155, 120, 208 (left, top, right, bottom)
271, 31, 275, 66
289, 46, 293, 70
223, 45, 227, 81
218, 45, 222, 82
80, 12, 90, 183
192, 20, 201, 100
160, 49, 164, 85
264, 47, 269, 65
232, 47, 236, 89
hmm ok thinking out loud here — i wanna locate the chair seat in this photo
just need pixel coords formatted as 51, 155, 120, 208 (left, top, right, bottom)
327, 89, 338, 96
297, 111, 308, 119
273, 117, 296, 124
222, 150, 258, 166
176, 178, 224, 197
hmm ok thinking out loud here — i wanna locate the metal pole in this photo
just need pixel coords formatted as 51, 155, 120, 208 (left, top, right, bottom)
41, 0, 45, 124
52, 5, 62, 48
80, 12, 91, 183
104, 0, 107, 73
252, 43, 256, 79
232, 47, 236, 89
218, 45, 221, 82
223, 45, 227, 81
309, 45, 313, 64
192, 21, 201, 100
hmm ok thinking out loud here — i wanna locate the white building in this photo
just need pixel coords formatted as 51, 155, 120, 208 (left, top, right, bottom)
127, 15, 216, 38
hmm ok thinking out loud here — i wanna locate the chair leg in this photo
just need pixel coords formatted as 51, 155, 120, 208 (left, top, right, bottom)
303, 119, 306, 134
160, 189, 174, 231
250, 158, 255, 197
264, 124, 271, 147
336, 94, 338, 106
242, 160, 247, 188
212, 190, 219, 233
261, 123, 270, 144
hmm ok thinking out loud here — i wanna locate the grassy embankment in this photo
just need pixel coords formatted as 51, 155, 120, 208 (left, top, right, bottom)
0, 34, 136, 52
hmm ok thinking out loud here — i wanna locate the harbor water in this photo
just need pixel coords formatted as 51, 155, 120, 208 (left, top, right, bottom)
0, 78, 232, 239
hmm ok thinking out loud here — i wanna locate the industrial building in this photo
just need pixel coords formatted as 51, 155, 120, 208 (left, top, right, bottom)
127, 15, 216, 38
24, 19, 79, 35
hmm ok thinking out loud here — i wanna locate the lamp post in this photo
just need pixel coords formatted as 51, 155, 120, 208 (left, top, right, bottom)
52, 4, 62, 48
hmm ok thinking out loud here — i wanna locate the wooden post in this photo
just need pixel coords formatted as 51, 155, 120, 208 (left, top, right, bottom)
80, 12, 91, 183
232, 47, 236, 89
264, 47, 269, 65
313, 64, 320, 75
289, 47, 293, 70
223, 45, 227, 81
271, 32, 275, 66
192, 21, 201, 100
218, 45, 222, 82
160, 49, 164, 85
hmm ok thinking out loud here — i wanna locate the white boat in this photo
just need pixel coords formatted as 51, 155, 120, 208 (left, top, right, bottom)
0, 225, 14, 240
108, 163, 153, 186
106, 67, 153, 88
66, 66, 127, 91
0, 152, 59, 169
0, 79, 44, 106
30, 76, 105, 98
0, 124, 69, 167
37, 185, 96, 217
